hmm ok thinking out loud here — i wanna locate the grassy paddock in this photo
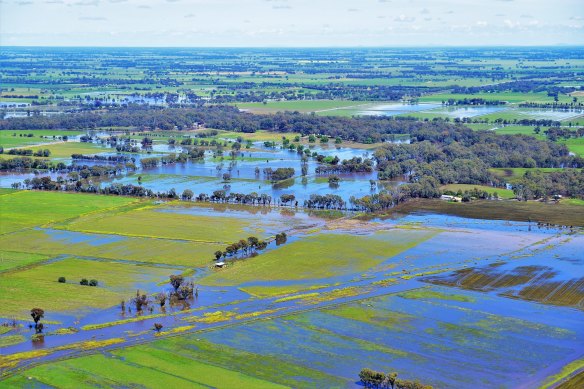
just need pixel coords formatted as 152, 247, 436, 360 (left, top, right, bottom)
0, 130, 84, 149
0, 250, 50, 272
201, 229, 436, 286
236, 100, 372, 113
490, 167, 567, 183
0, 257, 171, 319
59, 203, 264, 243
0, 229, 220, 266
440, 184, 515, 199
0, 191, 139, 234
18, 141, 109, 158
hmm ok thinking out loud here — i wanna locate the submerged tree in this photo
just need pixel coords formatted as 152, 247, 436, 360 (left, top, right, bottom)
30, 308, 45, 333
156, 293, 167, 308
132, 290, 149, 312
169, 275, 184, 293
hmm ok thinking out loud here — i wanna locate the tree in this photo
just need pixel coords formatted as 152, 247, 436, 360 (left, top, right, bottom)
170, 275, 184, 293
275, 232, 287, 245
214, 250, 223, 260
359, 368, 385, 388
280, 194, 295, 205
132, 290, 149, 311
182, 189, 194, 200
154, 323, 163, 332
385, 372, 398, 389
328, 175, 340, 186
156, 293, 167, 307
247, 236, 259, 248
31, 308, 45, 333
30, 308, 44, 324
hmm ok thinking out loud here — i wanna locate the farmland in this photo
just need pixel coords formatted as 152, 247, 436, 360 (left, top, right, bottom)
0, 188, 582, 388
0, 45, 583, 388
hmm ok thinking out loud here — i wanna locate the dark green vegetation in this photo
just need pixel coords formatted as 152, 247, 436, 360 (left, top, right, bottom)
359, 368, 432, 389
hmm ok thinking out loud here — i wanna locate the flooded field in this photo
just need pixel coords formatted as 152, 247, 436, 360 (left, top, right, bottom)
357, 103, 441, 116
0, 135, 385, 205
420, 105, 507, 118
1, 189, 582, 387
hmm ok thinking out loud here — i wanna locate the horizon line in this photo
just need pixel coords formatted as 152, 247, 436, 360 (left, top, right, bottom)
2, 44, 584, 49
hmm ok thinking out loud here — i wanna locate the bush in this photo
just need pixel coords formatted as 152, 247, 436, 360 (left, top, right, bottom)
89, 279, 98, 287
58, 277, 66, 283
80, 278, 88, 286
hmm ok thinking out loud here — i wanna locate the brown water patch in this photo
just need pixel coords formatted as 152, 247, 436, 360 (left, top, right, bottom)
425, 265, 584, 309
389, 199, 584, 227
556, 369, 584, 389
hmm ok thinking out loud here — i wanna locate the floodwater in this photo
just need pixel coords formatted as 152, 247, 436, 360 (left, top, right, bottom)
357, 103, 441, 116
510, 107, 584, 121
1, 210, 581, 388
1, 140, 384, 205
356, 103, 584, 121
421, 105, 507, 118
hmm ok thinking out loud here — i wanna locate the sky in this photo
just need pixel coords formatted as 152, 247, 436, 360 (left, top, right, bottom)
1, 0, 583, 47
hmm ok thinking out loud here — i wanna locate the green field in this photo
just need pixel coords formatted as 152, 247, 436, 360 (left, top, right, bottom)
216, 129, 303, 142
1, 337, 340, 388
0, 229, 220, 266
491, 125, 543, 137
201, 229, 436, 286
560, 138, 584, 157
419, 92, 575, 104
490, 167, 567, 183
0, 257, 171, 319
0, 130, 84, 149
440, 184, 515, 199
58, 203, 265, 244
19, 141, 109, 158
0, 250, 50, 272
0, 191, 138, 234
237, 100, 381, 115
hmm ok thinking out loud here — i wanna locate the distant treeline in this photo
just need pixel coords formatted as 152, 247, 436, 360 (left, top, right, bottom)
0, 105, 494, 143
453, 80, 581, 95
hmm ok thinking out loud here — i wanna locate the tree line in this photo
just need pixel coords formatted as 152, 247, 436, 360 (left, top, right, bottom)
359, 368, 432, 389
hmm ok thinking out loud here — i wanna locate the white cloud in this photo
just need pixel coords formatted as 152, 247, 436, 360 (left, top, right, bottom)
1, 0, 582, 46
394, 14, 415, 22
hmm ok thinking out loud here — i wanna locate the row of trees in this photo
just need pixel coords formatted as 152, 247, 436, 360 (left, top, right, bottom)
4, 148, 51, 157
304, 194, 345, 209
213, 236, 269, 260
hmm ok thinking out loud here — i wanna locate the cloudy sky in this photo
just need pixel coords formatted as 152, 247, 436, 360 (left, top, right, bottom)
1, 0, 583, 47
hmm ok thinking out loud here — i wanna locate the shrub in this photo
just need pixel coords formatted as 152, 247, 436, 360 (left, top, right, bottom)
80, 278, 88, 286
58, 277, 66, 283
89, 279, 98, 287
